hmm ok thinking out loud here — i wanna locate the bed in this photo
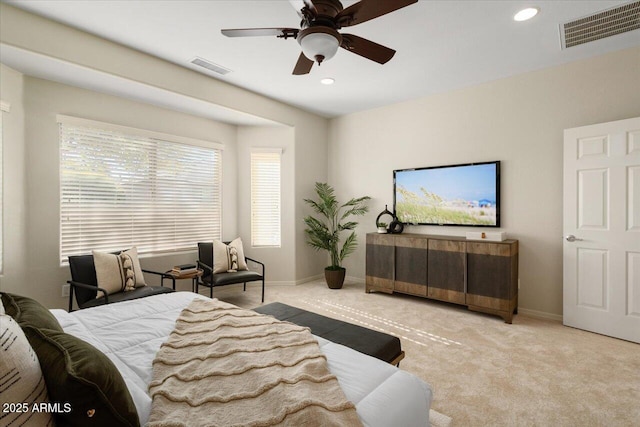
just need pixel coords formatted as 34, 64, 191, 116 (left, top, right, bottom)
6, 291, 433, 426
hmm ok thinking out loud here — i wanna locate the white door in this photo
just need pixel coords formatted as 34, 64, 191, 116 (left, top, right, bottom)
563, 117, 640, 344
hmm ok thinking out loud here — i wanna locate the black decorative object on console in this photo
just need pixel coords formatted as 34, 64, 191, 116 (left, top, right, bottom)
375, 205, 394, 233
388, 219, 404, 234
376, 205, 404, 234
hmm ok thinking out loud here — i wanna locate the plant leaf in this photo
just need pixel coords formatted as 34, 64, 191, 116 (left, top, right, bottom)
341, 196, 371, 207
338, 221, 358, 231
339, 196, 371, 220
339, 231, 358, 263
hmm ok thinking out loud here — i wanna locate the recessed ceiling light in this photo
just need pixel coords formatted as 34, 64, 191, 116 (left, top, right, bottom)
514, 7, 539, 22
320, 77, 335, 85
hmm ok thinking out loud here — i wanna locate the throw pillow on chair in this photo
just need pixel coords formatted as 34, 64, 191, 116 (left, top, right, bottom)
212, 238, 248, 273
92, 247, 147, 298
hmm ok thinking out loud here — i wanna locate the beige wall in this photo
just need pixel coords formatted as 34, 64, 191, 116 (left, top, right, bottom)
328, 46, 640, 318
0, 64, 28, 294
294, 122, 329, 282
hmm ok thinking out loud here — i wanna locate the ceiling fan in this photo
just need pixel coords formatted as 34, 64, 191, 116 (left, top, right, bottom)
221, 0, 418, 75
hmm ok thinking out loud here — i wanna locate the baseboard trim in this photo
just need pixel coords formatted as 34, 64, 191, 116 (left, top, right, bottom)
345, 275, 365, 284
518, 307, 562, 322
295, 274, 324, 285
263, 275, 365, 287
263, 281, 297, 286
243, 274, 324, 287
265, 274, 325, 286
268, 275, 366, 286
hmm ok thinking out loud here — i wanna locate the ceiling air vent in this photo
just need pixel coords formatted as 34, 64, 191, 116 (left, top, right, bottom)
190, 57, 232, 75
560, 1, 640, 49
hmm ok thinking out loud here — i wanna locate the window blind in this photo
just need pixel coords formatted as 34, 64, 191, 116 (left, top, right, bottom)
250, 149, 282, 247
59, 117, 222, 263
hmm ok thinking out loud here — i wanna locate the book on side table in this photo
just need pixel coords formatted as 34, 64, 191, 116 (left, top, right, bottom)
171, 264, 198, 275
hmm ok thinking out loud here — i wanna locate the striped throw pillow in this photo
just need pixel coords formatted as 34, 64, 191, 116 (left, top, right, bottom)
0, 314, 55, 426
92, 247, 147, 298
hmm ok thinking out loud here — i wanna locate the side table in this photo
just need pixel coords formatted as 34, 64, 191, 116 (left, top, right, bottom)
162, 269, 203, 291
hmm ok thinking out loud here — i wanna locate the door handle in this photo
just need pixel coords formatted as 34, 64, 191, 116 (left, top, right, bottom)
565, 235, 583, 242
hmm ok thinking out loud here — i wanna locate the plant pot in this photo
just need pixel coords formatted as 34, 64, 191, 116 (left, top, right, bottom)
377, 227, 388, 233
324, 267, 346, 289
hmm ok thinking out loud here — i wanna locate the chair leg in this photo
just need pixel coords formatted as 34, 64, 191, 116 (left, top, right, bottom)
261, 278, 265, 303
210, 286, 213, 299
68, 286, 74, 312
243, 282, 246, 292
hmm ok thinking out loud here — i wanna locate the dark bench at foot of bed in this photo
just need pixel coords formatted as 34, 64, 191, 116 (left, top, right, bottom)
254, 302, 405, 366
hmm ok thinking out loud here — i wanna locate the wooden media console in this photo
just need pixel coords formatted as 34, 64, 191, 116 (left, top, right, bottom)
366, 233, 519, 323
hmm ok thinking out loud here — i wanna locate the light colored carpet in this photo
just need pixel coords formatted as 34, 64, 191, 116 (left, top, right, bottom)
189, 279, 640, 427
430, 409, 452, 427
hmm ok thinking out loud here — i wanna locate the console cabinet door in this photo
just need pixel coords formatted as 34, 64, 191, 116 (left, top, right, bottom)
427, 239, 466, 304
466, 242, 517, 316
366, 234, 395, 293
394, 236, 428, 297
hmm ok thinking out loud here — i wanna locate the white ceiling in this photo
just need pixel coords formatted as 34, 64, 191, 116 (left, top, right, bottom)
2, 0, 639, 120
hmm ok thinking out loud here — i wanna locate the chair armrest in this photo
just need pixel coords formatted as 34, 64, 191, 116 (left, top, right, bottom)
142, 269, 175, 288
67, 280, 110, 304
245, 257, 265, 275
142, 269, 173, 279
245, 256, 264, 266
197, 260, 213, 274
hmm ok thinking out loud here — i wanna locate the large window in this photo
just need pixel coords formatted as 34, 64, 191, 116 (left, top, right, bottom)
59, 115, 223, 263
250, 148, 281, 247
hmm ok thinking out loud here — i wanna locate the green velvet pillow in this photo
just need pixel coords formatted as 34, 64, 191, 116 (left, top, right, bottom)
0, 292, 63, 332
24, 326, 140, 427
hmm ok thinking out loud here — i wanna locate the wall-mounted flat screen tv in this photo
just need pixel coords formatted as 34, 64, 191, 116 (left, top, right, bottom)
393, 161, 500, 227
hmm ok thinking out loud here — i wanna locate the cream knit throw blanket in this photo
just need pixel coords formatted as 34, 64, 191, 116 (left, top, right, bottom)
147, 298, 362, 427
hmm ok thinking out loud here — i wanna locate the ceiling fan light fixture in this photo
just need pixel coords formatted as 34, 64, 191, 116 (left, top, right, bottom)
320, 77, 335, 85
298, 27, 342, 64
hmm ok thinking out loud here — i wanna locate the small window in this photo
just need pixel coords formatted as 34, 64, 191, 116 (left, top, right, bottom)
251, 148, 282, 247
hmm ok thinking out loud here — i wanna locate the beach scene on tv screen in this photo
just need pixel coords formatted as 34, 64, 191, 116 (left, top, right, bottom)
395, 163, 498, 226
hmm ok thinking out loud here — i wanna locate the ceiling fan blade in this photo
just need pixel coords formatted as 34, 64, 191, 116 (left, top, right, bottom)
221, 28, 299, 38
288, 0, 317, 19
289, 0, 305, 18
302, 0, 318, 16
340, 33, 396, 64
336, 0, 418, 27
292, 52, 314, 75
289, 0, 305, 19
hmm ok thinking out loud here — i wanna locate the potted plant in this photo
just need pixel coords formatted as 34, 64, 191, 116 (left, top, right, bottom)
377, 222, 388, 233
304, 182, 370, 289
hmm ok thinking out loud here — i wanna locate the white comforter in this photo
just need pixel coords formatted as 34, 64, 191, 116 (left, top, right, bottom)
51, 292, 432, 426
